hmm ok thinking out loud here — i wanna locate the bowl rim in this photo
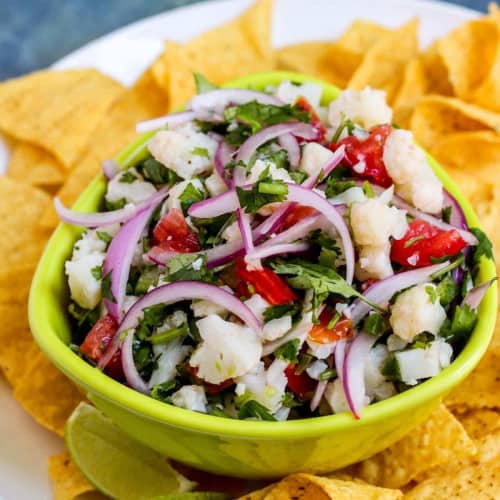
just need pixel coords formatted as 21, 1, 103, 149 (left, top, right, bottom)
29, 70, 497, 439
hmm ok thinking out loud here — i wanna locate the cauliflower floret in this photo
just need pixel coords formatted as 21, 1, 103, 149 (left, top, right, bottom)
306, 360, 328, 380
350, 192, 408, 246
397, 177, 444, 215
65, 230, 111, 309
221, 220, 240, 243
247, 159, 292, 184
328, 88, 392, 130
189, 315, 262, 384
389, 284, 447, 342
191, 288, 232, 318
299, 143, 335, 179
387, 334, 408, 352
307, 339, 336, 359
205, 171, 228, 197
275, 81, 323, 109
148, 123, 218, 180
149, 337, 192, 388
383, 129, 444, 214
235, 359, 288, 412
364, 344, 395, 401
262, 315, 292, 342
171, 385, 208, 413
356, 243, 393, 280
328, 186, 366, 205
324, 378, 351, 414
166, 178, 205, 212
395, 339, 452, 385
105, 173, 157, 206
244, 293, 270, 321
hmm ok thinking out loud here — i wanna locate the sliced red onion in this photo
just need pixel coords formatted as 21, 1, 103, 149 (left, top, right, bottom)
102, 159, 120, 180
278, 133, 300, 168
256, 202, 295, 236
462, 279, 495, 310
335, 340, 347, 384
302, 145, 345, 189
246, 242, 310, 262
260, 214, 322, 248
343, 332, 377, 419
310, 352, 335, 412
135, 111, 199, 133
214, 141, 235, 187
443, 190, 468, 230
237, 208, 254, 255
346, 261, 450, 326
121, 328, 149, 393
188, 189, 239, 218
285, 184, 355, 284
55, 187, 169, 229
236, 123, 317, 164
145, 246, 179, 266
205, 240, 245, 268
189, 89, 282, 115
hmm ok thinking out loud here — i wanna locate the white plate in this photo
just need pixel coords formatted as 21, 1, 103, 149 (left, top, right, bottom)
0, 0, 478, 498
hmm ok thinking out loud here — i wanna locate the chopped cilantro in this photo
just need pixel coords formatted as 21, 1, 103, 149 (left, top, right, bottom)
96, 230, 112, 245
263, 303, 300, 322
324, 179, 356, 198
330, 113, 356, 143
441, 206, 452, 224
193, 73, 218, 94
178, 181, 205, 214
191, 147, 210, 158
274, 339, 300, 364
209, 406, 232, 418
436, 276, 460, 306
363, 313, 386, 337
140, 158, 178, 185
440, 303, 478, 343
90, 265, 102, 281
166, 254, 214, 283
363, 181, 375, 198
148, 322, 189, 345
409, 332, 434, 350
150, 380, 178, 403
381, 356, 401, 381
295, 353, 314, 375
425, 285, 438, 304
132, 337, 158, 379
119, 171, 137, 183
101, 272, 115, 302
237, 179, 288, 213
68, 302, 100, 331
105, 198, 127, 211
281, 392, 301, 408
430, 254, 464, 280
289, 170, 307, 184
318, 368, 337, 381
470, 228, 494, 265
134, 266, 160, 296
238, 400, 276, 421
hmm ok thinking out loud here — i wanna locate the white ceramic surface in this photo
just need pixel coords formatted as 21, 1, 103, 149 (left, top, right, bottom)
0, 0, 478, 498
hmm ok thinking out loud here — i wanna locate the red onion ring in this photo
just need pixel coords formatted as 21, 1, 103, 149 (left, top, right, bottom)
246, 242, 310, 262
214, 140, 235, 188
102, 159, 120, 180
135, 111, 200, 133
462, 279, 495, 310
278, 133, 300, 168
342, 332, 377, 419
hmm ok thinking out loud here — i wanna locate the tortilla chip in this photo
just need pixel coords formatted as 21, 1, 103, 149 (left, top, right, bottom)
152, 0, 275, 111
48, 452, 95, 500
419, 42, 454, 96
0, 303, 38, 386
445, 348, 500, 412
348, 20, 419, 103
248, 474, 402, 499
348, 405, 476, 488
0, 177, 52, 269
405, 458, 500, 499
438, 18, 500, 111
392, 58, 428, 128
8, 141, 66, 191
13, 350, 83, 436
410, 95, 500, 150
41, 69, 167, 228
0, 69, 123, 167
458, 409, 500, 439
0, 264, 37, 305
238, 484, 276, 500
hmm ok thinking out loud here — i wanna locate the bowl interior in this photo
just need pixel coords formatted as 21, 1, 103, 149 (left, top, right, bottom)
29, 71, 497, 438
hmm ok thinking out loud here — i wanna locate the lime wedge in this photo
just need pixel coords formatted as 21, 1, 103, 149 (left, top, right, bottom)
65, 402, 196, 499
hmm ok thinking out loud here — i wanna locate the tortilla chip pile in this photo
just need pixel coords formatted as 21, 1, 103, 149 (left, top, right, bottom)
0, 0, 499, 498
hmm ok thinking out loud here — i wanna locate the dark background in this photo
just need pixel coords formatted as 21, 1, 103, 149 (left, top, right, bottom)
0, 0, 489, 80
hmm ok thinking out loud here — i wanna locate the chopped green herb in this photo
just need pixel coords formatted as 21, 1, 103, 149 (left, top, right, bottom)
178, 181, 205, 214
191, 147, 210, 158
324, 179, 356, 198
258, 181, 288, 196
363, 313, 386, 337
289, 170, 308, 184
281, 392, 301, 408
209, 406, 232, 418
436, 276, 459, 306
441, 303, 478, 343
105, 198, 127, 211
274, 339, 300, 364
68, 302, 100, 330
150, 380, 178, 403
96, 230, 112, 245
425, 285, 438, 304
237, 179, 288, 213
295, 353, 314, 375
363, 181, 374, 198
327, 311, 340, 330
263, 303, 300, 322
430, 254, 464, 280
238, 400, 276, 421
101, 272, 115, 302
140, 158, 178, 185
119, 171, 137, 183
167, 254, 214, 283
441, 206, 452, 224
382, 356, 401, 381
409, 332, 434, 350
134, 267, 160, 296
148, 322, 189, 345
90, 265, 102, 281
318, 368, 337, 381
470, 228, 494, 265
330, 113, 356, 143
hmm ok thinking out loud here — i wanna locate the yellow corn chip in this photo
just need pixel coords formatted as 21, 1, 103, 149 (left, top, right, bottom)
41, 69, 168, 228
152, 0, 275, 111
0, 303, 38, 386
419, 42, 454, 96
392, 58, 428, 128
336, 20, 392, 53
405, 458, 500, 499
0, 177, 52, 269
445, 348, 500, 412
348, 20, 419, 103
8, 141, 66, 190
0, 69, 123, 167
438, 18, 500, 111
48, 452, 95, 500
0, 264, 36, 304
410, 95, 500, 150
348, 405, 476, 488
13, 350, 83, 436
458, 409, 500, 439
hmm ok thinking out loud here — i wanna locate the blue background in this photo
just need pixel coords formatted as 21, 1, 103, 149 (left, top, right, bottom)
0, 0, 488, 80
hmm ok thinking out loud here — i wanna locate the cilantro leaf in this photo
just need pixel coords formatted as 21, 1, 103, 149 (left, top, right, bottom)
193, 73, 218, 94
140, 158, 178, 185
119, 171, 137, 183
191, 147, 210, 158
238, 400, 276, 421
90, 265, 102, 281
325, 179, 356, 198
470, 228, 494, 265
330, 113, 356, 143
274, 339, 300, 364
263, 303, 300, 322
166, 254, 214, 283
101, 272, 115, 302
96, 230, 112, 245
436, 276, 459, 306
178, 182, 205, 214
237, 179, 288, 213
150, 380, 179, 403
363, 313, 387, 337
105, 198, 127, 211
409, 332, 435, 350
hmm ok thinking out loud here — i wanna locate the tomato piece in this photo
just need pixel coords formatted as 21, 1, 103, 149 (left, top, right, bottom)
235, 259, 297, 305
186, 365, 234, 395
80, 314, 124, 380
308, 310, 354, 344
296, 97, 327, 142
285, 365, 317, 398
331, 124, 393, 187
391, 219, 467, 267
281, 205, 318, 231
152, 209, 200, 253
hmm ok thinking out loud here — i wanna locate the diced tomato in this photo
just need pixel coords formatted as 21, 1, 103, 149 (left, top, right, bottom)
308, 310, 354, 344
285, 365, 317, 398
281, 205, 318, 231
235, 259, 297, 305
296, 97, 327, 142
186, 365, 235, 395
80, 314, 124, 380
331, 124, 393, 187
391, 219, 467, 267
152, 209, 200, 253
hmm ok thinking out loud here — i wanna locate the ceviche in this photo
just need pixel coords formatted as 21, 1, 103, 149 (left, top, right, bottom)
57, 76, 494, 421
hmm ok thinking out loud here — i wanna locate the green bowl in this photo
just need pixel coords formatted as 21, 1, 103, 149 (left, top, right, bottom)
29, 71, 497, 478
